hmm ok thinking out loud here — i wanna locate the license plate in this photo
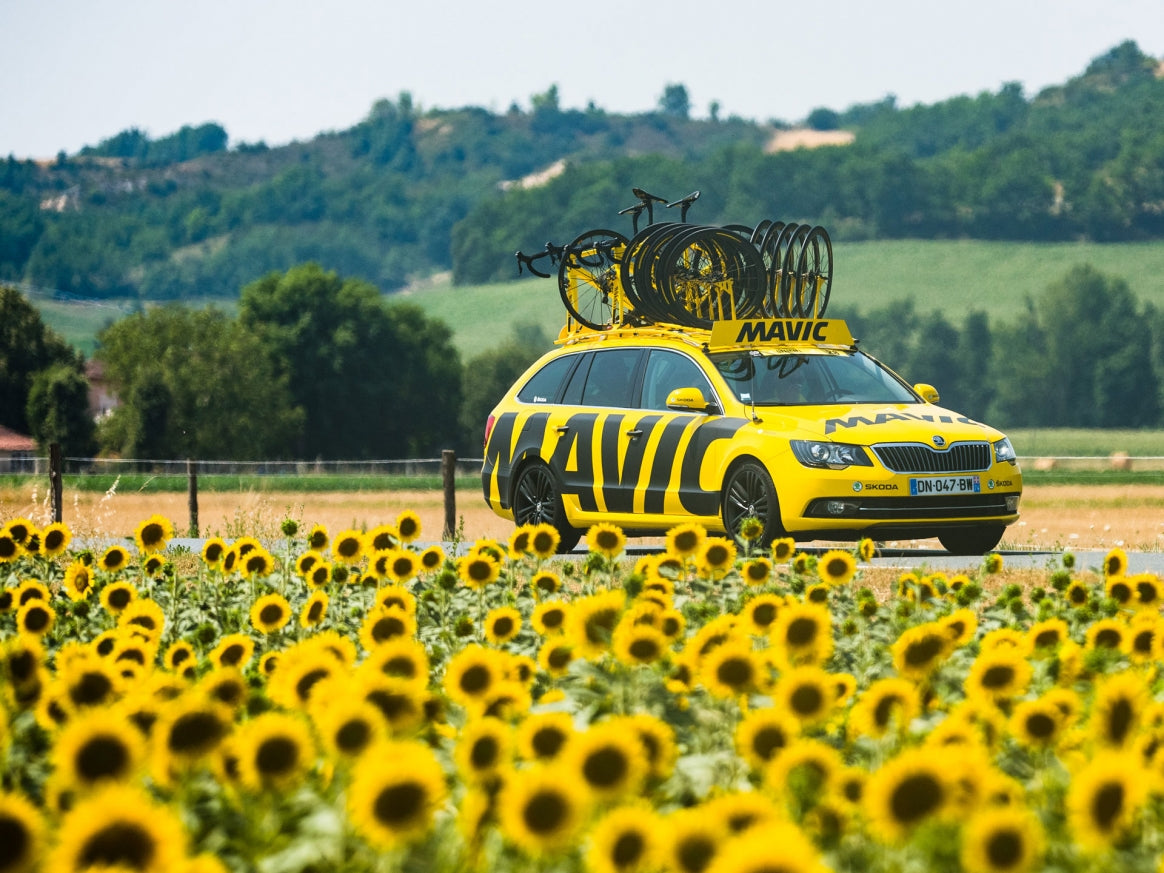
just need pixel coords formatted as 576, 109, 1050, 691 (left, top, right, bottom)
909, 475, 980, 496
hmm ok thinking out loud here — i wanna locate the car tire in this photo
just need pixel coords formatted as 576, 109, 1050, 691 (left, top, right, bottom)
938, 525, 1005, 555
512, 461, 582, 553
722, 460, 782, 545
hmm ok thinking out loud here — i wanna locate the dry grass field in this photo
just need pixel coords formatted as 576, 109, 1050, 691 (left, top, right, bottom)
2, 483, 1161, 553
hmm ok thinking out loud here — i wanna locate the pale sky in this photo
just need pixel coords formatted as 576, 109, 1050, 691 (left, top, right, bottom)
2, 0, 1162, 159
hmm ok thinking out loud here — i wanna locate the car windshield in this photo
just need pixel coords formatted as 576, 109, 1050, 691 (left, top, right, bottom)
709, 349, 918, 406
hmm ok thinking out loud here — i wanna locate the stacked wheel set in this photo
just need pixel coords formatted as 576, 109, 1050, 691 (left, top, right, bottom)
540, 190, 834, 332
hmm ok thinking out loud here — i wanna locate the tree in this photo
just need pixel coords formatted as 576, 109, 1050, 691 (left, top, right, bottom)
96, 305, 302, 459
0, 285, 84, 434
239, 263, 463, 459
26, 363, 96, 456
658, 84, 690, 119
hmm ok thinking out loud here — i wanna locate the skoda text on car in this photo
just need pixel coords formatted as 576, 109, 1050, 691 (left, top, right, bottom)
481, 318, 1021, 554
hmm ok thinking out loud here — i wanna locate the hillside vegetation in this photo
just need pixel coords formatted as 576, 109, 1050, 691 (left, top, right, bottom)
1, 41, 1162, 305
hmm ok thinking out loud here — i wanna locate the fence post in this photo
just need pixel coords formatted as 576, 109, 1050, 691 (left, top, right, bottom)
187, 459, 199, 537
441, 449, 456, 541
49, 442, 63, 524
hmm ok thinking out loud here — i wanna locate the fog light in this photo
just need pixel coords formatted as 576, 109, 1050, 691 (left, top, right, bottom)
826, 500, 847, 516
1006, 496, 1019, 512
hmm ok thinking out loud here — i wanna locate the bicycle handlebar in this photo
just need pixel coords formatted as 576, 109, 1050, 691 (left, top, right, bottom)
515, 242, 565, 278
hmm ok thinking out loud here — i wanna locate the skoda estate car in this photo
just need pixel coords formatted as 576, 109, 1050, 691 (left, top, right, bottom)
481, 319, 1022, 554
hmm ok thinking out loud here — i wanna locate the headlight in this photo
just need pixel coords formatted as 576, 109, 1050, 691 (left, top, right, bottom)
790, 440, 873, 470
994, 437, 1017, 464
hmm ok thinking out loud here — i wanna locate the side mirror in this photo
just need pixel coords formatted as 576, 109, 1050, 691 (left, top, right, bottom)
914, 383, 940, 404
667, 387, 712, 412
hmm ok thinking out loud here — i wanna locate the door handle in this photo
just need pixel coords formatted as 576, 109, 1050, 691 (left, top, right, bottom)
626, 429, 643, 439
556, 426, 570, 434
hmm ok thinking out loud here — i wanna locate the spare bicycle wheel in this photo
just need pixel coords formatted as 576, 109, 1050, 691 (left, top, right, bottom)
657, 226, 766, 328
557, 229, 629, 330
791, 226, 833, 318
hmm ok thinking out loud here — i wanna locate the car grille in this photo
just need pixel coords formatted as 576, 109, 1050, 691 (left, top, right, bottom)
873, 441, 992, 474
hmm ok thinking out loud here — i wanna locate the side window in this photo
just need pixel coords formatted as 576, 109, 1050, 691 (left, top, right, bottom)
517, 355, 577, 404
560, 353, 592, 406
642, 350, 714, 410
581, 349, 644, 408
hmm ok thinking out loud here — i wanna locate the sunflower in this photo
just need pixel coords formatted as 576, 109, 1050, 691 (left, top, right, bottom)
250, 592, 292, 634
199, 666, 249, 711
301, 560, 330, 589
1090, 670, 1148, 749
700, 640, 763, 698
444, 644, 504, 708
301, 523, 327, 552
199, 537, 226, 568
769, 601, 833, 668
586, 803, 661, 873
528, 570, 561, 600
515, 710, 574, 763
455, 716, 513, 784
118, 599, 166, 643
294, 550, 319, 578
615, 712, 678, 782
817, 549, 857, 587
1106, 574, 1133, 605
458, 551, 500, 589
566, 721, 646, 802
130, 514, 171, 555
98, 544, 132, 573
151, 694, 233, 782
240, 547, 276, 579
537, 639, 575, 678
313, 697, 387, 761
521, 523, 556, 559
266, 645, 343, 711
1104, 546, 1128, 578
418, 544, 445, 573
47, 783, 187, 873
658, 806, 728, 873
770, 537, 796, 563
890, 622, 954, 680
52, 707, 145, 792
705, 822, 828, 873
234, 711, 315, 792
163, 640, 197, 674
1063, 578, 1091, 607
1025, 617, 1069, 656
702, 790, 781, 837
0, 790, 45, 873
358, 637, 429, 687
496, 763, 589, 856
331, 529, 365, 565
666, 522, 706, 559
566, 589, 627, 659
1085, 617, 1128, 654
940, 607, 978, 646
16, 600, 54, 637
531, 600, 570, 636
208, 633, 254, 670
1008, 698, 1065, 750
359, 606, 417, 651
588, 523, 627, 560
0, 530, 19, 563
698, 537, 737, 579
964, 649, 1031, 704
658, 608, 686, 640
298, 589, 329, 628
484, 606, 522, 646
2, 518, 34, 545
98, 579, 137, 614
864, 746, 952, 843
348, 740, 448, 849
849, 677, 920, 740
40, 521, 71, 557
740, 557, 772, 587
960, 806, 1044, 873
1066, 750, 1148, 851
611, 621, 669, 668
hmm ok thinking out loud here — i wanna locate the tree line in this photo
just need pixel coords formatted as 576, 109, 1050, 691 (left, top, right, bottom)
1, 43, 1161, 303
2, 261, 1161, 465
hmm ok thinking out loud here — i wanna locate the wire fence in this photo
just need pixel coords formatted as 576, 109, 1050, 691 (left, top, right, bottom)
0, 456, 487, 477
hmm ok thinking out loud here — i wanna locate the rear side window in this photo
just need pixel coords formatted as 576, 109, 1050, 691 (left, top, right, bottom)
517, 355, 578, 404
580, 349, 645, 408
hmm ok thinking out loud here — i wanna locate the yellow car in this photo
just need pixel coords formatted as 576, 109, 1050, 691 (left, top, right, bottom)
481, 318, 1021, 554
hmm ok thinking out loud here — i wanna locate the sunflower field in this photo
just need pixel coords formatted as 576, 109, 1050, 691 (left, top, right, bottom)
2, 511, 1164, 873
